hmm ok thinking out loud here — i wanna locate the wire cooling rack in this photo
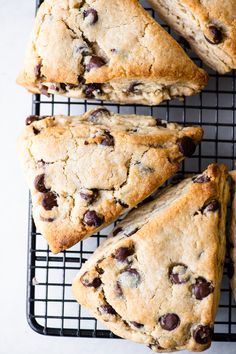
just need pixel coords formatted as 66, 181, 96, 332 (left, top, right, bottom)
27, 0, 236, 342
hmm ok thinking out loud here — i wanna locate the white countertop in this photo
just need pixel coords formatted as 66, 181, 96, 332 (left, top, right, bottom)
0, 1, 235, 353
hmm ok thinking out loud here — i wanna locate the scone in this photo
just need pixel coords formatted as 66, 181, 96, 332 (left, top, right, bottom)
16, 0, 208, 105
229, 170, 236, 301
147, 0, 236, 74
18, 107, 203, 254
72, 164, 229, 352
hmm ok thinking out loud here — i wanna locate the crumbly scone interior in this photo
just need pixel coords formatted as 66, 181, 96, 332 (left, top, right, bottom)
73, 164, 229, 352
148, 0, 234, 73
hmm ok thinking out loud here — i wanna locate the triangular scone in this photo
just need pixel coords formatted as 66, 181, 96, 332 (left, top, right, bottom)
229, 170, 236, 301
16, 0, 208, 105
147, 0, 236, 74
73, 164, 229, 352
18, 107, 203, 254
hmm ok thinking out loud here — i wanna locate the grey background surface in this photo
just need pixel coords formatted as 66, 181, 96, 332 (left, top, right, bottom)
0, 0, 236, 353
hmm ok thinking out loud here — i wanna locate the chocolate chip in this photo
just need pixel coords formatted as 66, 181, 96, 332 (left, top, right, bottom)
89, 108, 110, 122
80, 189, 98, 204
204, 199, 220, 212
148, 341, 164, 351
100, 131, 114, 146
205, 25, 223, 45
60, 83, 67, 91
86, 56, 106, 71
42, 192, 58, 211
118, 268, 141, 288
193, 325, 212, 344
227, 261, 234, 279
84, 83, 102, 98
193, 175, 211, 183
169, 264, 189, 284
125, 227, 139, 237
177, 136, 196, 157
130, 321, 144, 329
83, 8, 98, 25
113, 246, 134, 262
127, 82, 142, 95
83, 210, 104, 227
113, 227, 123, 237
116, 199, 129, 208
115, 282, 123, 297
99, 304, 117, 315
80, 271, 102, 288
33, 127, 40, 135
159, 313, 180, 331
155, 118, 167, 128
40, 85, 50, 97
95, 263, 104, 275
34, 63, 42, 78
34, 174, 50, 193
192, 277, 214, 300
26, 115, 40, 125
40, 216, 55, 222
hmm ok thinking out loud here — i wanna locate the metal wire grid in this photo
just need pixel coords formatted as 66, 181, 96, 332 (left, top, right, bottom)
27, 0, 236, 341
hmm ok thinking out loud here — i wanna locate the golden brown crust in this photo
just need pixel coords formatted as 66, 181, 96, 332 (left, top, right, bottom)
17, 0, 208, 105
148, 0, 236, 73
17, 108, 203, 254
72, 164, 229, 352
229, 170, 236, 301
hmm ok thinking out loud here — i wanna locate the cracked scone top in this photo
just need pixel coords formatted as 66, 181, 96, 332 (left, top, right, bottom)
17, 107, 203, 253
16, 0, 208, 105
73, 164, 229, 352
147, 0, 236, 74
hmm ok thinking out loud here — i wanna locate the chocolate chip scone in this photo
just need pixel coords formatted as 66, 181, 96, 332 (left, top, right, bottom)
147, 0, 236, 74
72, 164, 229, 352
18, 108, 203, 254
229, 170, 236, 301
16, 0, 208, 105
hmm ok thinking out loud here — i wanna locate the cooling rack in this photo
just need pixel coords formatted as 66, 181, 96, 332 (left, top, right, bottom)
27, 0, 236, 341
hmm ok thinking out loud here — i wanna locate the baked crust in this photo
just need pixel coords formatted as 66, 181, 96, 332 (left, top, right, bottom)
72, 164, 229, 352
18, 108, 203, 253
148, 0, 236, 73
229, 170, 236, 300
16, 0, 208, 105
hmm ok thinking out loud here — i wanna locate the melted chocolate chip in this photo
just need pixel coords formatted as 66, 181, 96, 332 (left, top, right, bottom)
192, 277, 214, 300
60, 83, 67, 91
40, 85, 50, 97
130, 321, 144, 328
34, 63, 42, 78
148, 341, 164, 351
89, 108, 110, 122
159, 313, 180, 331
33, 127, 40, 135
118, 268, 141, 288
193, 325, 212, 344
169, 264, 189, 284
80, 189, 98, 204
40, 216, 55, 222
83, 210, 104, 227
42, 192, 58, 211
115, 282, 123, 297
86, 56, 106, 72
116, 199, 129, 208
193, 175, 211, 183
83, 8, 98, 25
99, 304, 117, 315
113, 246, 134, 262
80, 271, 101, 288
127, 82, 142, 95
26, 115, 40, 125
126, 227, 139, 237
155, 118, 167, 128
205, 25, 223, 45
84, 83, 102, 98
34, 174, 50, 193
113, 227, 123, 237
177, 137, 196, 157
100, 131, 114, 146
204, 199, 220, 212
